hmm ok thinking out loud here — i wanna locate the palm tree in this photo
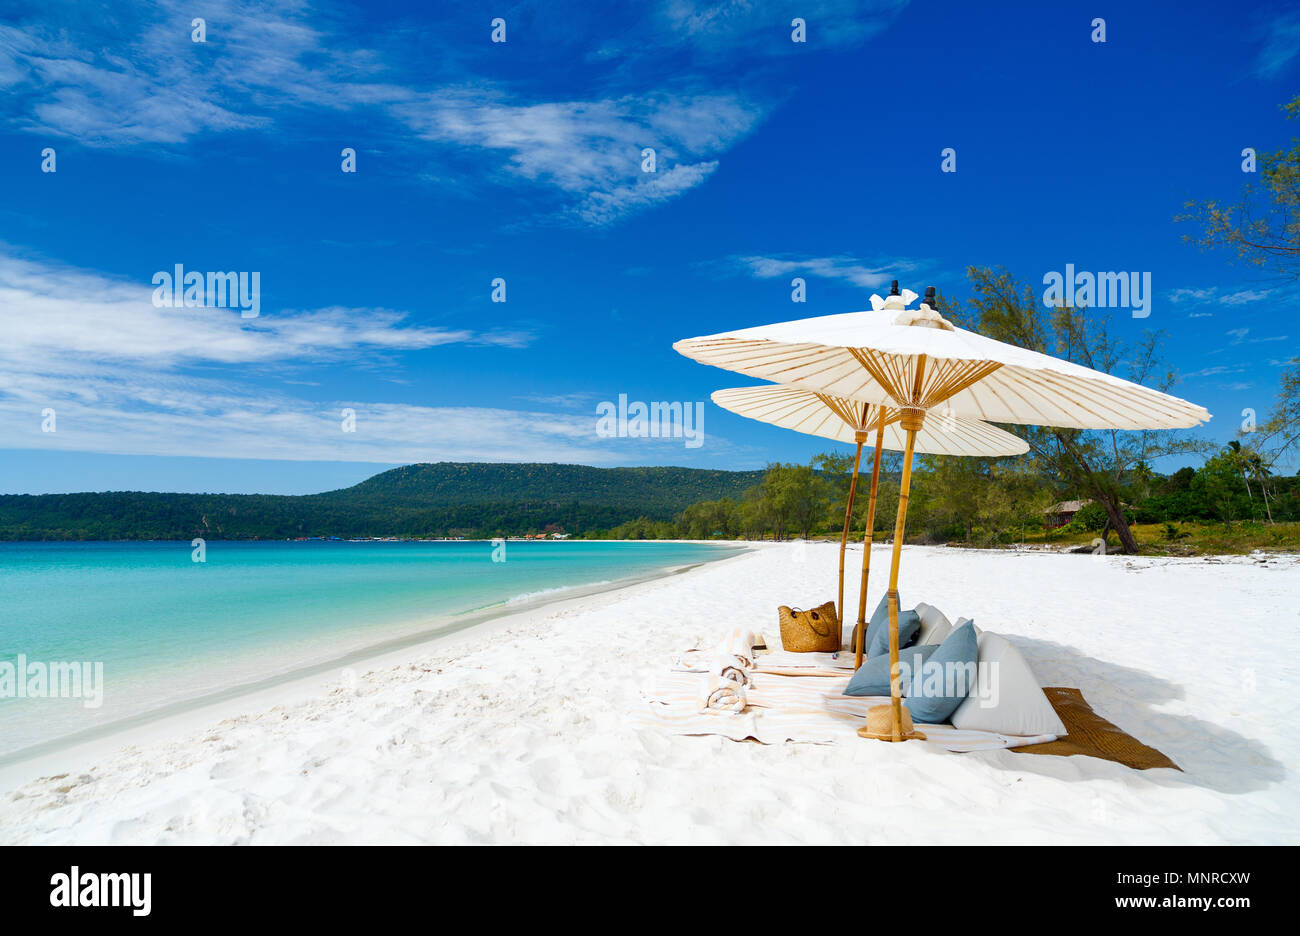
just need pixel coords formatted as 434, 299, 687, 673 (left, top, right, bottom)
1246, 452, 1275, 524
1130, 459, 1154, 500
1225, 441, 1253, 500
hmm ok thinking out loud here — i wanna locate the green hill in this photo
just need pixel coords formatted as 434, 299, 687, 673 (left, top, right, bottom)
0, 462, 766, 541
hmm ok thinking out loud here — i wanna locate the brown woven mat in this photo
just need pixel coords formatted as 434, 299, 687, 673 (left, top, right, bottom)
1010, 687, 1180, 771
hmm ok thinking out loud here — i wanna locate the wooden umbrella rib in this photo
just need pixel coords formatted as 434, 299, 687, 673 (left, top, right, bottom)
813, 410, 842, 439
1016, 368, 1128, 426
723, 341, 835, 371
1024, 365, 1181, 426
769, 350, 869, 389
921, 359, 1003, 409
813, 392, 853, 428
848, 348, 909, 403
1024, 369, 1129, 421
968, 369, 1055, 425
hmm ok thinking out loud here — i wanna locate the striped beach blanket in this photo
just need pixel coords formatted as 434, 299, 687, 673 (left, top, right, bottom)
751, 649, 856, 677
637, 671, 1058, 753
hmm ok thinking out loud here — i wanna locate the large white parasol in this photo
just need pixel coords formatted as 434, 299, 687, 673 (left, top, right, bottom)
677, 284, 1211, 742
678, 287, 1210, 431
712, 384, 1029, 667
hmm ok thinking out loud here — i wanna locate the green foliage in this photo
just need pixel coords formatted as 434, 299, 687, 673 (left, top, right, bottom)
1071, 502, 1108, 532
1176, 94, 1300, 279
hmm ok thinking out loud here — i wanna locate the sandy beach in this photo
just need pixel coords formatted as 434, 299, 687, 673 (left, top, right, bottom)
1, 542, 1295, 845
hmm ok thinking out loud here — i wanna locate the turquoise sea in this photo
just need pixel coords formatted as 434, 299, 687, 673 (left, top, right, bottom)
0, 540, 739, 760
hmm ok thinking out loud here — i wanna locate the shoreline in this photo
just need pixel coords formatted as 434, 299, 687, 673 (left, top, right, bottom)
0, 543, 755, 788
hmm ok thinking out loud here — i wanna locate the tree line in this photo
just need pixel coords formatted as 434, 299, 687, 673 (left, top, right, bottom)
587, 442, 1298, 547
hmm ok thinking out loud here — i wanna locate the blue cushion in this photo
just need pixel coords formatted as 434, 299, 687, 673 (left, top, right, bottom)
903, 621, 979, 724
862, 594, 890, 655
843, 644, 941, 697
863, 594, 921, 659
867, 608, 920, 659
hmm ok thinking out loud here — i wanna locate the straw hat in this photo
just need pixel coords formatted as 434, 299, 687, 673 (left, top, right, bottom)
858, 704, 926, 742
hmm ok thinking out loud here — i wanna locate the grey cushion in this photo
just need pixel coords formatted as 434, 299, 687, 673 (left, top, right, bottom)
903, 621, 979, 723
867, 608, 920, 659
863, 593, 920, 659
843, 644, 941, 697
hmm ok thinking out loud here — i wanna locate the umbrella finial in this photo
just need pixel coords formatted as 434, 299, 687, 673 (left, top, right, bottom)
889, 280, 900, 296
895, 285, 955, 330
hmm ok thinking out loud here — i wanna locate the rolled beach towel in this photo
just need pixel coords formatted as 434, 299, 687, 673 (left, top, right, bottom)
713, 653, 751, 686
723, 627, 758, 667
699, 674, 747, 713
672, 627, 759, 672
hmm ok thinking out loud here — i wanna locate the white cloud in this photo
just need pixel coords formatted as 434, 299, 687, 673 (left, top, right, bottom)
0, 2, 412, 146
3, 380, 614, 465
658, 0, 907, 52
1168, 285, 1274, 307
1221, 289, 1273, 305
395, 91, 760, 224
517, 392, 594, 408
734, 254, 923, 289
0, 2, 904, 226
1256, 11, 1300, 78
0, 251, 717, 464
0, 254, 515, 368
1167, 287, 1214, 303
1184, 365, 1243, 378
0, 5, 760, 225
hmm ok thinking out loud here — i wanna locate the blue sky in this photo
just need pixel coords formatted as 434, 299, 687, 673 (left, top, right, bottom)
0, 0, 1297, 494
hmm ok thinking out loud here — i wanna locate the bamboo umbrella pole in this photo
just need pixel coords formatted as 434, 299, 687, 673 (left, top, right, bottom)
853, 408, 888, 670
884, 411, 924, 741
836, 431, 866, 627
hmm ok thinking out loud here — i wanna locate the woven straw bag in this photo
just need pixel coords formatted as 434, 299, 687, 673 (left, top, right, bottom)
777, 601, 840, 653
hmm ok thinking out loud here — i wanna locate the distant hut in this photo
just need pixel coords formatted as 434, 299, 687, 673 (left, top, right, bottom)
1045, 498, 1092, 528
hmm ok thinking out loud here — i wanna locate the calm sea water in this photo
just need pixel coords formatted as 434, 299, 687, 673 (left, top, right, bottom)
0, 539, 738, 759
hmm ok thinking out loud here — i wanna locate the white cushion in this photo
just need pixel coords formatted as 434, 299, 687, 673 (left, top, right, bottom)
914, 602, 952, 646
954, 616, 981, 636
951, 632, 1066, 736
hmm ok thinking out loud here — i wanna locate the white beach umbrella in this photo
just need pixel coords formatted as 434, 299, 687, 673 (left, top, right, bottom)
677, 284, 1211, 743
677, 287, 1211, 431
713, 384, 1029, 667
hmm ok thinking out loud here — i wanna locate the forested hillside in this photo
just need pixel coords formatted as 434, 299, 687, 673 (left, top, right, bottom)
0, 463, 766, 540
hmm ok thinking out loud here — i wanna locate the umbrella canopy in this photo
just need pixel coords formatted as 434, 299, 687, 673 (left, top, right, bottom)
675, 283, 1211, 744
711, 385, 1030, 457
677, 289, 1210, 431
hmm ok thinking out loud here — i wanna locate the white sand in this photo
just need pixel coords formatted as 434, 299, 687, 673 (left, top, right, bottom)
1, 543, 1296, 845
